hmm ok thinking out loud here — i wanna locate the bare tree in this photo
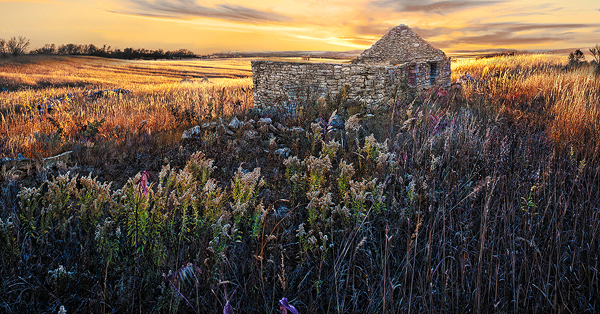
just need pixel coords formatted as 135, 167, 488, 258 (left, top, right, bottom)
590, 44, 600, 75
590, 44, 600, 65
0, 38, 6, 56
6, 36, 30, 56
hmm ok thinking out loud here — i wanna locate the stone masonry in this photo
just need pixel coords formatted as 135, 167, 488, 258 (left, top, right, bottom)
252, 25, 451, 110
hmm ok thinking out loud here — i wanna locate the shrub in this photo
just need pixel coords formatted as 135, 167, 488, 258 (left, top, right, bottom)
5, 36, 30, 56
568, 49, 586, 68
590, 44, 600, 75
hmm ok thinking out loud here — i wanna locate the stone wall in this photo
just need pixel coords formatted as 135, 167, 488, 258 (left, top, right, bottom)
251, 58, 450, 110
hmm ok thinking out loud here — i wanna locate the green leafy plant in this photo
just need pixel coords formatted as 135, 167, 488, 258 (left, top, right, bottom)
336, 159, 354, 201
305, 155, 332, 192
230, 166, 264, 231
184, 151, 215, 187
18, 185, 43, 241
349, 178, 377, 222
320, 140, 340, 160
284, 156, 306, 203
0, 215, 20, 263
44, 171, 78, 238
78, 173, 112, 233
520, 185, 538, 213
122, 172, 151, 252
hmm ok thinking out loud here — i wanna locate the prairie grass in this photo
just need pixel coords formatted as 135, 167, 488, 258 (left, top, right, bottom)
1, 53, 600, 313
0, 55, 252, 161
452, 53, 567, 79
453, 53, 600, 158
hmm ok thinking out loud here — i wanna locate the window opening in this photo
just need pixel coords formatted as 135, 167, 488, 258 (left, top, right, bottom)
429, 63, 438, 85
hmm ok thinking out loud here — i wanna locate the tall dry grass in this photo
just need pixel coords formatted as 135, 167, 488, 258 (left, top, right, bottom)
0, 55, 253, 159
453, 54, 600, 159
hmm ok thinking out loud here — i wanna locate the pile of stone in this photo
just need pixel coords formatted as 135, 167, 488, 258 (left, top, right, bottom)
21, 93, 74, 117
20, 89, 132, 118
87, 88, 131, 99
454, 73, 478, 88
182, 117, 306, 157
1, 151, 73, 178
41, 94, 72, 113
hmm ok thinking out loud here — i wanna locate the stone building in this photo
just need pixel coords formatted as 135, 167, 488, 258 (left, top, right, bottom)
251, 25, 450, 111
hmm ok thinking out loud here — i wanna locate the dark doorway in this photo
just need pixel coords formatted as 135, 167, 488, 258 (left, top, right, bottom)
429, 63, 437, 85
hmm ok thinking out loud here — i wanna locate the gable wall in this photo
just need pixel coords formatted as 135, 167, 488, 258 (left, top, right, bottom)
252, 59, 450, 111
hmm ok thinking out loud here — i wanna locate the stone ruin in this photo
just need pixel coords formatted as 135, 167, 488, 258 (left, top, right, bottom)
251, 25, 451, 111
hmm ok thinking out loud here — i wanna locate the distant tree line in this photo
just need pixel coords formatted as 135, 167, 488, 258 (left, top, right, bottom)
29, 43, 198, 59
476, 49, 530, 59
0, 36, 198, 60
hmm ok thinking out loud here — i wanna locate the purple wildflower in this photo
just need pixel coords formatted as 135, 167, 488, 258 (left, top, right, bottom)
223, 300, 233, 314
319, 110, 337, 142
430, 111, 453, 134
223, 288, 237, 314
279, 297, 298, 314
136, 171, 149, 197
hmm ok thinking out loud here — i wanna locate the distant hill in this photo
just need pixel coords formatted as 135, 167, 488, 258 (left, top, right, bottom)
205, 50, 363, 60
206, 47, 583, 61
448, 47, 587, 58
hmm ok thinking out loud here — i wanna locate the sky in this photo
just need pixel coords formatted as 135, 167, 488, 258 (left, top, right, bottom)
1, 0, 599, 55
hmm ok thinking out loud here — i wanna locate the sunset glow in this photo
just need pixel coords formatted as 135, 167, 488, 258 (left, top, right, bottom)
1, 0, 599, 54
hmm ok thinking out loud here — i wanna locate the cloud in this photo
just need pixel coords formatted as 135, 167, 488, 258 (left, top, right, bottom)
480, 23, 596, 32
438, 31, 560, 46
353, 23, 393, 36
412, 23, 600, 47
338, 36, 377, 46
369, 0, 503, 14
412, 27, 455, 38
413, 23, 597, 38
0, 0, 59, 2
118, 0, 291, 23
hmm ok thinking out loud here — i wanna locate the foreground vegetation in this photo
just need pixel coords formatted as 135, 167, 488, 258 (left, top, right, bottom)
1, 53, 599, 313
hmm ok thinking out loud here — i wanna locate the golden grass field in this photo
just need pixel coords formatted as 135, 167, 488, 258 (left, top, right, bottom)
1, 53, 599, 159
0, 55, 254, 158
453, 54, 600, 155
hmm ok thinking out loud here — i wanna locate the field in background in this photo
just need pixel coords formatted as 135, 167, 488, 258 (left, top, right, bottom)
0, 55, 254, 162
1, 54, 600, 313
0, 55, 252, 87
3, 53, 599, 161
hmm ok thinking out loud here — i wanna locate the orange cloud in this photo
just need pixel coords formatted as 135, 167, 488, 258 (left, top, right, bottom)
118, 0, 291, 23
369, 0, 504, 13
